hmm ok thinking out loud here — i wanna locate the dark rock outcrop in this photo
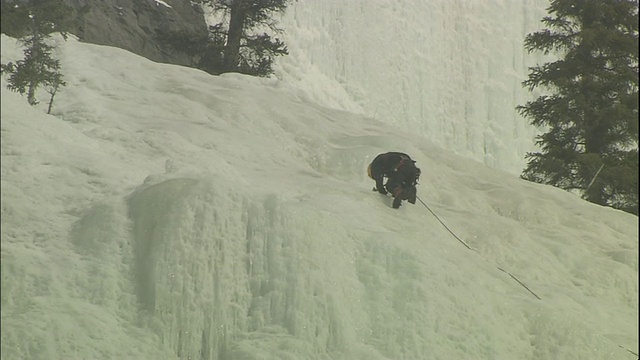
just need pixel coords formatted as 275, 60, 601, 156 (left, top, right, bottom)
62, 0, 209, 67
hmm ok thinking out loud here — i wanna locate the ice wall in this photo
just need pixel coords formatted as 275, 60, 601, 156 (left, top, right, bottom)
276, 0, 551, 175
123, 178, 369, 359
1, 33, 636, 360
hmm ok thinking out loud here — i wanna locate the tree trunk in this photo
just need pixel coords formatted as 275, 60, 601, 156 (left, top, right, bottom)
223, 0, 246, 72
27, 45, 39, 106
47, 81, 59, 114
583, 136, 607, 206
27, 15, 40, 106
27, 81, 37, 105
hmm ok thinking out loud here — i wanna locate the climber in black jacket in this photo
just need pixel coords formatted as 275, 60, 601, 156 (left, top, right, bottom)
368, 152, 421, 209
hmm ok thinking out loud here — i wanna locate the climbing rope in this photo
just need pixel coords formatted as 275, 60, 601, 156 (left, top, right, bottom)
416, 196, 472, 250
619, 345, 639, 358
414, 195, 640, 357
416, 195, 541, 300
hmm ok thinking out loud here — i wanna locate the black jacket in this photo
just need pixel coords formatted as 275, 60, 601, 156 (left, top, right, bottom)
368, 152, 420, 198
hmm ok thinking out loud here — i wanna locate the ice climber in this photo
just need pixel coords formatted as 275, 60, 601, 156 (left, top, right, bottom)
367, 152, 421, 209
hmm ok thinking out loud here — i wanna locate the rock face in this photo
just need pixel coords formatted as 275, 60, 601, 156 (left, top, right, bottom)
63, 0, 208, 67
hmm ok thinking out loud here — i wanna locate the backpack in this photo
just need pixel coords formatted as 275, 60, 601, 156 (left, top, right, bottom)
394, 158, 421, 186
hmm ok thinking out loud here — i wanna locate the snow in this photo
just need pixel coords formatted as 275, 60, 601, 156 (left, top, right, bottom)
153, 0, 172, 8
0, 3, 638, 360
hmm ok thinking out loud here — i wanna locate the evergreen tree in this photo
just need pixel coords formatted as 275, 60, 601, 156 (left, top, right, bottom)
1, 0, 72, 112
198, 0, 290, 77
518, 0, 639, 214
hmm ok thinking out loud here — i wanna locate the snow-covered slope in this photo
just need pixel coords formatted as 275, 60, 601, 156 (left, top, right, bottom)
275, 0, 552, 175
1, 34, 637, 360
